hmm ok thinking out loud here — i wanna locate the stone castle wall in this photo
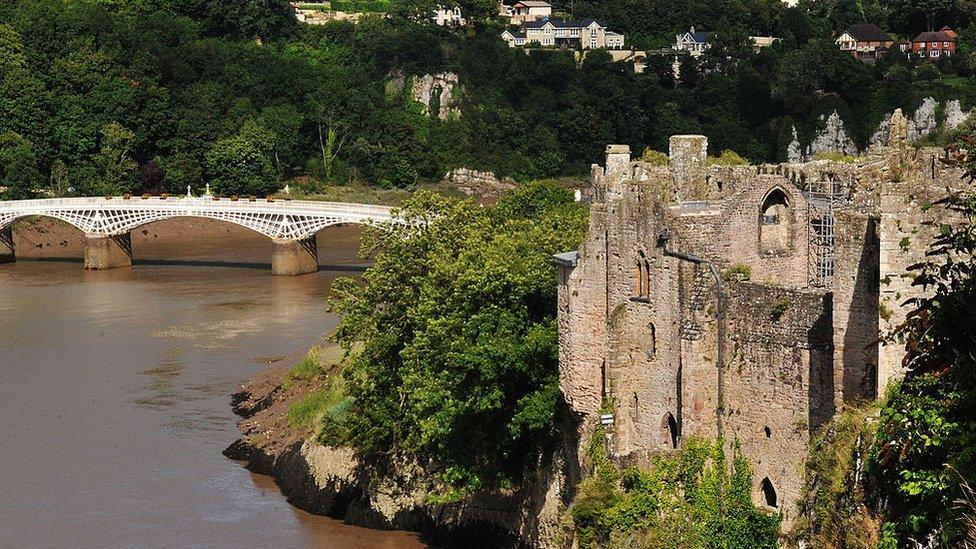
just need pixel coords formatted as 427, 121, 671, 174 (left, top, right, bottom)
556, 123, 968, 523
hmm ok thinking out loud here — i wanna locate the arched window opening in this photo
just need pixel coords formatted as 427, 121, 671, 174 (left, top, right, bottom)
635, 261, 644, 296
643, 259, 652, 298
761, 477, 778, 508
661, 412, 678, 449
635, 251, 650, 298
759, 188, 791, 254
764, 426, 771, 438
647, 322, 656, 358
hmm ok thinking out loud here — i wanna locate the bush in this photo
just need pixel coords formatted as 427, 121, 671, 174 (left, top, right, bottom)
707, 149, 750, 166
569, 430, 779, 548
770, 297, 792, 319
640, 148, 669, 166
723, 263, 752, 281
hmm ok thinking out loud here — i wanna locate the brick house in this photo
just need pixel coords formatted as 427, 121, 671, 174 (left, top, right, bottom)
836, 23, 893, 60
912, 27, 958, 61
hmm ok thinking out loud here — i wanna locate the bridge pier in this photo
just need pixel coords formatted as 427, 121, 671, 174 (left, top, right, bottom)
84, 234, 133, 270
272, 237, 318, 276
0, 227, 14, 263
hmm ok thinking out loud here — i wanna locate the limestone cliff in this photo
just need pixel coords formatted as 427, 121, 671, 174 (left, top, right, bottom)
787, 98, 972, 162
224, 368, 570, 549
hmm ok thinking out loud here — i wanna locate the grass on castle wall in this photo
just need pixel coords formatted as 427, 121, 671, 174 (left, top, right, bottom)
567, 428, 779, 548
789, 402, 886, 548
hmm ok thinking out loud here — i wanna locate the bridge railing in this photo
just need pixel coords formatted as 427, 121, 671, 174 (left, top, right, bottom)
0, 197, 396, 218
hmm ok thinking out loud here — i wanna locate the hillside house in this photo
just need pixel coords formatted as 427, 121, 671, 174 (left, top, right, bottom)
433, 5, 465, 26
912, 27, 957, 60
506, 0, 551, 23
836, 23, 892, 60
675, 27, 713, 57
502, 19, 625, 50
674, 28, 777, 57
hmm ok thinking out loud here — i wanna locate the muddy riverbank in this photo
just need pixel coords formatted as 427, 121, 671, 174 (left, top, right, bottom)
225, 362, 574, 548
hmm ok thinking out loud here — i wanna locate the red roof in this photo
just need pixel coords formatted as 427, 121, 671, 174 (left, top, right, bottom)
913, 29, 957, 43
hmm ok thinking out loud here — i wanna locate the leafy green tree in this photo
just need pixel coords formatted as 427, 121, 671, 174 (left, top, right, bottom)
0, 131, 40, 199
320, 182, 588, 491
82, 122, 137, 196
205, 129, 277, 196
159, 152, 203, 194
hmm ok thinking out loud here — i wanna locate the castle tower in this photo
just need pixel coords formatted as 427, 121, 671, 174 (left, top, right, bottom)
669, 135, 708, 200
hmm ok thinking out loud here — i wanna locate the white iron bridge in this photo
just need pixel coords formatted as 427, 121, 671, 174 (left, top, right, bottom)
0, 196, 396, 240
0, 196, 398, 275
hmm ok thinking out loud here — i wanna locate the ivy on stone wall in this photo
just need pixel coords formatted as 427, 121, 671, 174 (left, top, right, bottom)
569, 432, 780, 548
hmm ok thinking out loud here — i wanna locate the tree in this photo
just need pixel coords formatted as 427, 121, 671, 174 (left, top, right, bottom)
91, 122, 138, 196
319, 182, 589, 491
0, 131, 40, 199
205, 129, 277, 196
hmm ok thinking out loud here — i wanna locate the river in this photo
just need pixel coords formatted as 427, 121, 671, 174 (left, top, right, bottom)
0, 219, 424, 548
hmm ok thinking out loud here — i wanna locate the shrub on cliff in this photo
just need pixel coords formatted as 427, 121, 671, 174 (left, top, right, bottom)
319, 181, 588, 492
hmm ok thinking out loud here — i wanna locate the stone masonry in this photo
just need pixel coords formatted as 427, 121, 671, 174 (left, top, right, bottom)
555, 120, 967, 524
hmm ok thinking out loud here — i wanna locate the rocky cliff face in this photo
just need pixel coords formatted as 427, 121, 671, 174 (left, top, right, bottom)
411, 73, 461, 121
787, 98, 971, 162
224, 368, 570, 549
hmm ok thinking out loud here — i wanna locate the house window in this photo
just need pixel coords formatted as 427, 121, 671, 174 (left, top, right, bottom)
931, 50, 939, 58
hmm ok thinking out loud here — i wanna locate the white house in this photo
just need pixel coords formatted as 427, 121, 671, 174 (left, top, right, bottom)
507, 0, 551, 23
502, 19, 624, 50
432, 5, 466, 26
675, 27, 713, 56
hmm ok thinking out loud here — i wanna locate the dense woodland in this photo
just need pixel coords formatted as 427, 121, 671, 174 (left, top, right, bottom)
1, 0, 976, 199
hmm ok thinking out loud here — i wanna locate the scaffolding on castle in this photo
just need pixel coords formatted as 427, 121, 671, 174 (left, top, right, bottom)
805, 176, 845, 289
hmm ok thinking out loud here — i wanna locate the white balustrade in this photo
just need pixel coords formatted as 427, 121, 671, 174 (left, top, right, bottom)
0, 197, 397, 241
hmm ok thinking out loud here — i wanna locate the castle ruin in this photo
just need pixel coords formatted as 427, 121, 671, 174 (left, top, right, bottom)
554, 114, 966, 521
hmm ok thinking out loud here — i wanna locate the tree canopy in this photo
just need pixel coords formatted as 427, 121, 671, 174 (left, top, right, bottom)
0, 0, 974, 198
318, 181, 588, 491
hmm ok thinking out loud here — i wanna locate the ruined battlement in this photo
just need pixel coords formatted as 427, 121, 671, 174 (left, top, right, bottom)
557, 119, 967, 522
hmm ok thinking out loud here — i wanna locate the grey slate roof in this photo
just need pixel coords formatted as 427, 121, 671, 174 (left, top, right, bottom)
523, 18, 604, 29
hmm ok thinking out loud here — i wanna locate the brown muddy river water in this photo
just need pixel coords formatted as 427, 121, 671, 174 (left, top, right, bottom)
0, 219, 424, 548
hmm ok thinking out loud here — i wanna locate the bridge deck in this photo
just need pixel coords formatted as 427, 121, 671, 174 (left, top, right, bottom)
0, 197, 396, 240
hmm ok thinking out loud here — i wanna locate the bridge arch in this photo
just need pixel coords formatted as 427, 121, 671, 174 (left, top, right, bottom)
0, 197, 395, 275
